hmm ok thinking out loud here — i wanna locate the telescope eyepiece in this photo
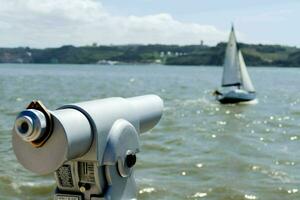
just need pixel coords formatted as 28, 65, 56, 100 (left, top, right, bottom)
14, 109, 47, 142
16, 115, 33, 136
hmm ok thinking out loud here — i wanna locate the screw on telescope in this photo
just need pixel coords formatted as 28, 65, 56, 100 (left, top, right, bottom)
79, 183, 91, 192
125, 153, 137, 168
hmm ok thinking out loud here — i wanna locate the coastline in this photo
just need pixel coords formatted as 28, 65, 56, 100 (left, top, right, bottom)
0, 43, 300, 67
0, 63, 299, 68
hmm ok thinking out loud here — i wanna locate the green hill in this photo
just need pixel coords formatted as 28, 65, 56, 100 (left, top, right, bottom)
0, 43, 299, 67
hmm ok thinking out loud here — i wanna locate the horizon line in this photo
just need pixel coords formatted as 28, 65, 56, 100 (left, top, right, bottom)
0, 42, 299, 49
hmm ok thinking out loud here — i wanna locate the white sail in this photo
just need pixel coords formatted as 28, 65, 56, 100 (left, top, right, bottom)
222, 27, 241, 87
238, 50, 255, 92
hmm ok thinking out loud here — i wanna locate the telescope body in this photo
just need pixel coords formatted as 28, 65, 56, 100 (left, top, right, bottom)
12, 95, 163, 200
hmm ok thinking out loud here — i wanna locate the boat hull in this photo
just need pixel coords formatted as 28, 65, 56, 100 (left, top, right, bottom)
218, 90, 256, 104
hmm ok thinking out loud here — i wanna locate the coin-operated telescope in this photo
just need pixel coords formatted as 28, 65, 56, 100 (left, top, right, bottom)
12, 95, 163, 200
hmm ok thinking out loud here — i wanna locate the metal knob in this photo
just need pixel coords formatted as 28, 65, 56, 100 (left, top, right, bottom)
14, 109, 47, 142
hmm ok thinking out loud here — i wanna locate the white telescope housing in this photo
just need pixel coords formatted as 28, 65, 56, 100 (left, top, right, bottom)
12, 95, 163, 200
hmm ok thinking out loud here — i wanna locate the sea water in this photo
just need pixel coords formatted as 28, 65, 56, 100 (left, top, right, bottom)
0, 64, 299, 200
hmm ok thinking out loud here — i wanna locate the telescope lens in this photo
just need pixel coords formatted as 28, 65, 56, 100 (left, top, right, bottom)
15, 115, 34, 137
14, 109, 47, 142
19, 121, 29, 134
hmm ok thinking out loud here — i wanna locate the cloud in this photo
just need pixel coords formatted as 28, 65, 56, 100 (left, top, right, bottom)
0, 0, 227, 47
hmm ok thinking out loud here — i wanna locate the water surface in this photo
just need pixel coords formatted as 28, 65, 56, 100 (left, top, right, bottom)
0, 64, 300, 200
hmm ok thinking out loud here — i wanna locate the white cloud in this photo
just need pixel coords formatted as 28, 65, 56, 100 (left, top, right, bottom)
0, 0, 227, 47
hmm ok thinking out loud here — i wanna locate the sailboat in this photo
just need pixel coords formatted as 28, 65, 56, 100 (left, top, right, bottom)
214, 26, 256, 104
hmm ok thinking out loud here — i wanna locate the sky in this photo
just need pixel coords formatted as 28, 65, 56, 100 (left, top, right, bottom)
0, 0, 299, 48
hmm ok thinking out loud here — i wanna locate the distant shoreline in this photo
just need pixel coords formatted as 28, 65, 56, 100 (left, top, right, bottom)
1, 63, 299, 69
1, 43, 300, 67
